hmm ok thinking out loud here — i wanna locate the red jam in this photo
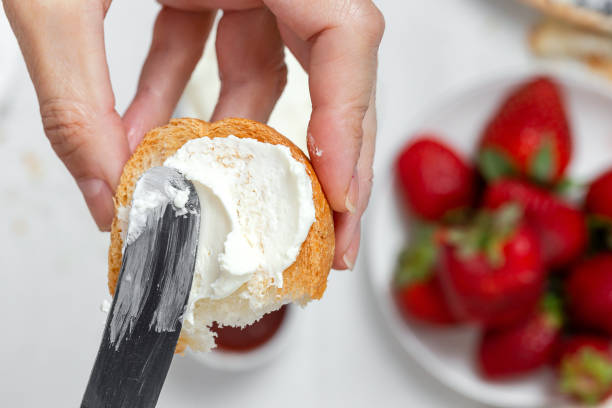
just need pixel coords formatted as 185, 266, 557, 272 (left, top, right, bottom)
211, 306, 288, 352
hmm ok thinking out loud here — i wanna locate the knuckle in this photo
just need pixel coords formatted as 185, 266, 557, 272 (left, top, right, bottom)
40, 99, 91, 165
350, 1, 385, 45
347, 103, 369, 139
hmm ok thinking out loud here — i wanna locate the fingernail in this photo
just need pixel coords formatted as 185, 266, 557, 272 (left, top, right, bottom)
345, 167, 359, 214
342, 229, 361, 271
343, 253, 355, 271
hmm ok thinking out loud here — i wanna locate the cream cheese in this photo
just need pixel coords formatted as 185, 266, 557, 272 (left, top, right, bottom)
125, 181, 191, 245
163, 135, 315, 324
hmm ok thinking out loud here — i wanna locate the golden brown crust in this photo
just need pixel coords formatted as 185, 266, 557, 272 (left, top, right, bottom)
108, 117, 334, 308
521, 0, 612, 33
108, 118, 211, 294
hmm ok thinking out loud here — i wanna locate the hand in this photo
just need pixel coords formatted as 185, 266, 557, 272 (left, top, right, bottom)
3, 0, 384, 270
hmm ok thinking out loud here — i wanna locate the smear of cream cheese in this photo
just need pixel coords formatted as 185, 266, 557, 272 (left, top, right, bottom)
163, 135, 315, 324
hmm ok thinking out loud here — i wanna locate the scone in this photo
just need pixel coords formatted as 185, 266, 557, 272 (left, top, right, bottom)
108, 118, 335, 353
521, 0, 612, 33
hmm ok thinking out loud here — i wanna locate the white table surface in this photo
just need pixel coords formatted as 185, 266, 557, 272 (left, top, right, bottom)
1, 1, 611, 407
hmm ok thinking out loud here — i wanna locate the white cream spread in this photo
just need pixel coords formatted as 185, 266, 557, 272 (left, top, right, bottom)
162, 135, 315, 324
125, 180, 192, 245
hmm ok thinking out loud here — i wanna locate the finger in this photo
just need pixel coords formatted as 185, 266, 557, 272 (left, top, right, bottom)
5, 0, 129, 230
210, 7, 286, 123
265, 0, 384, 214
276, 21, 309, 70
158, 0, 262, 11
123, 7, 215, 151
332, 88, 376, 268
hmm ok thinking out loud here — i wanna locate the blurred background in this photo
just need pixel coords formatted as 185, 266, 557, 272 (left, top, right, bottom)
2, 0, 612, 407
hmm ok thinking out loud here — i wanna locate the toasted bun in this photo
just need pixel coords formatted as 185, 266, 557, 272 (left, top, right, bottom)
108, 118, 334, 353
521, 0, 612, 33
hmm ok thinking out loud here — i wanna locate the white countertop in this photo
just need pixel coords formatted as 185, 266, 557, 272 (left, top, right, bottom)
1, 1, 610, 407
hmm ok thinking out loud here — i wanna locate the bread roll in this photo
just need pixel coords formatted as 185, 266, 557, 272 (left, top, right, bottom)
108, 118, 334, 353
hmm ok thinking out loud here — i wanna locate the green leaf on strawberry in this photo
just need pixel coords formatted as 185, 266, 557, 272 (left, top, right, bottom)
394, 224, 438, 287
478, 147, 517, 182
528, 137, 557, 184
540, 292, 563, 329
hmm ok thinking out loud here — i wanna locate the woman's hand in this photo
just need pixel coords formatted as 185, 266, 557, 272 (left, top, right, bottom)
2, 0, 384, 270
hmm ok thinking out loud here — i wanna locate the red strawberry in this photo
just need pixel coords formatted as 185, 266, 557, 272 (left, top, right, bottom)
394, 274, 456, 325
396, 136, 475, 221
557, 336, 612, 405
478, 293, 563, 379
566, 255, 612, 336
586, 169, 612, 251
393, 226, 456, 325
478, 76, 572, 184
484, 179, 587, 268
586, 168, 612, 221
438, 204, 545, 329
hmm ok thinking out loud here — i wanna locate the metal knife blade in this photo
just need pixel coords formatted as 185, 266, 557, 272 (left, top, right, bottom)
81, 167, 200, 408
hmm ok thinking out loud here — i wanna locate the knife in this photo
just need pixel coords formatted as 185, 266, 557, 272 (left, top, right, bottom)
81, 167, 200, 408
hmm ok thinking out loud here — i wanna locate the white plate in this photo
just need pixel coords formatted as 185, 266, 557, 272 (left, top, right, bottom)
364, 71, 612, 408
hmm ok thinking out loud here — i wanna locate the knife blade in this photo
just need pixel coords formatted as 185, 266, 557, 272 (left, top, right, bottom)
81, 167, 200, 408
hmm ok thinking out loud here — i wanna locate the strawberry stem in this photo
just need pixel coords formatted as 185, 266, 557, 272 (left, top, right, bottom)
394, 224, 438, 287
540, 292, 563, 328
446, 203, 523, 267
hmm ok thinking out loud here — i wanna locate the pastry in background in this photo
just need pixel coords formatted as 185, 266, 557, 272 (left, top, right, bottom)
521, 0, 612, 33
530, 18, 612, 80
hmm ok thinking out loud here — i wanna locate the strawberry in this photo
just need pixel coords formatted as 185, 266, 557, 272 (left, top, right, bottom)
557, 335, 612, 405
586, 168, 612, 251
393, 274, 456, 325
587, 168, 612, 221
566, 255, 612, 336
484, 179, 587, 268
396, 136, 475, 221
393, 226, 456, 325
478, 76, 572, 184
438, 204, 545, 329
478, 293, 563, 379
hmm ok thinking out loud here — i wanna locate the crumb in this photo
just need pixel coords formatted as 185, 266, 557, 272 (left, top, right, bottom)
11, 218, 27, 236
100, 299, 111, 314
21, 151, 44, 181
